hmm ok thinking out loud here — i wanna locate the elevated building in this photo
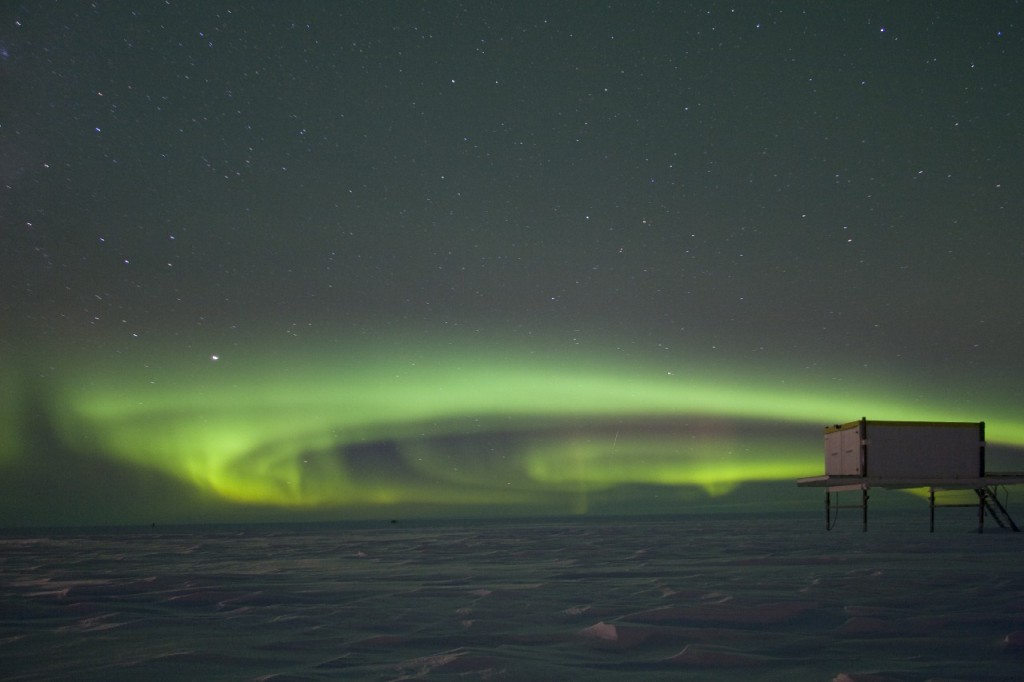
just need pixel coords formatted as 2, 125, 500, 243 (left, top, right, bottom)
797, 419, 1024, 532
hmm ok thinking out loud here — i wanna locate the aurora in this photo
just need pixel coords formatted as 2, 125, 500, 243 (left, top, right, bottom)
4, 332, 1023, 524
3, 3, 1023, 525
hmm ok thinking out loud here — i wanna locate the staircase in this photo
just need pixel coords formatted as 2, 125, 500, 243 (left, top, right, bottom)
976, 486, 1021, 532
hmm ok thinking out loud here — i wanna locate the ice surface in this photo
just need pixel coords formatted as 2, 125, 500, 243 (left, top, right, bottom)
2, 514, 1023, 680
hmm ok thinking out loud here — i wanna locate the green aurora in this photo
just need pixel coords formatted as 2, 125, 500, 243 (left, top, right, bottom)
4, 335, 1023, 524
4, 3, 1023, 526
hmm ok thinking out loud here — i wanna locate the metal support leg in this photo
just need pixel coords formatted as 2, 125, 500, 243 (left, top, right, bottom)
825, 490, 831, 531
862, 487, 869, 532
929, 488, 935, 532
978, 489, 985, 534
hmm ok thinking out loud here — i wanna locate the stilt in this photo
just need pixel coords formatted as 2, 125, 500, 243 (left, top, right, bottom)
825, 490, 831, 531
929, 488, 935, 532
978, 489, 985, 534
862, 487, 869, 532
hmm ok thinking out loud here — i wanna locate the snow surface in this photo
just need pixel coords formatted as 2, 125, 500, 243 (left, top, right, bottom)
2, 514, 1023, 680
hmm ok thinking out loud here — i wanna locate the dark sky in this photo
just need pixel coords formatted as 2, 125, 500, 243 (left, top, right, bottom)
2, 2, 1023, 525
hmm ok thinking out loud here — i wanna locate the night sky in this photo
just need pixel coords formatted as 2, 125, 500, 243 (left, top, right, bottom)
3, 2, 1023, 526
